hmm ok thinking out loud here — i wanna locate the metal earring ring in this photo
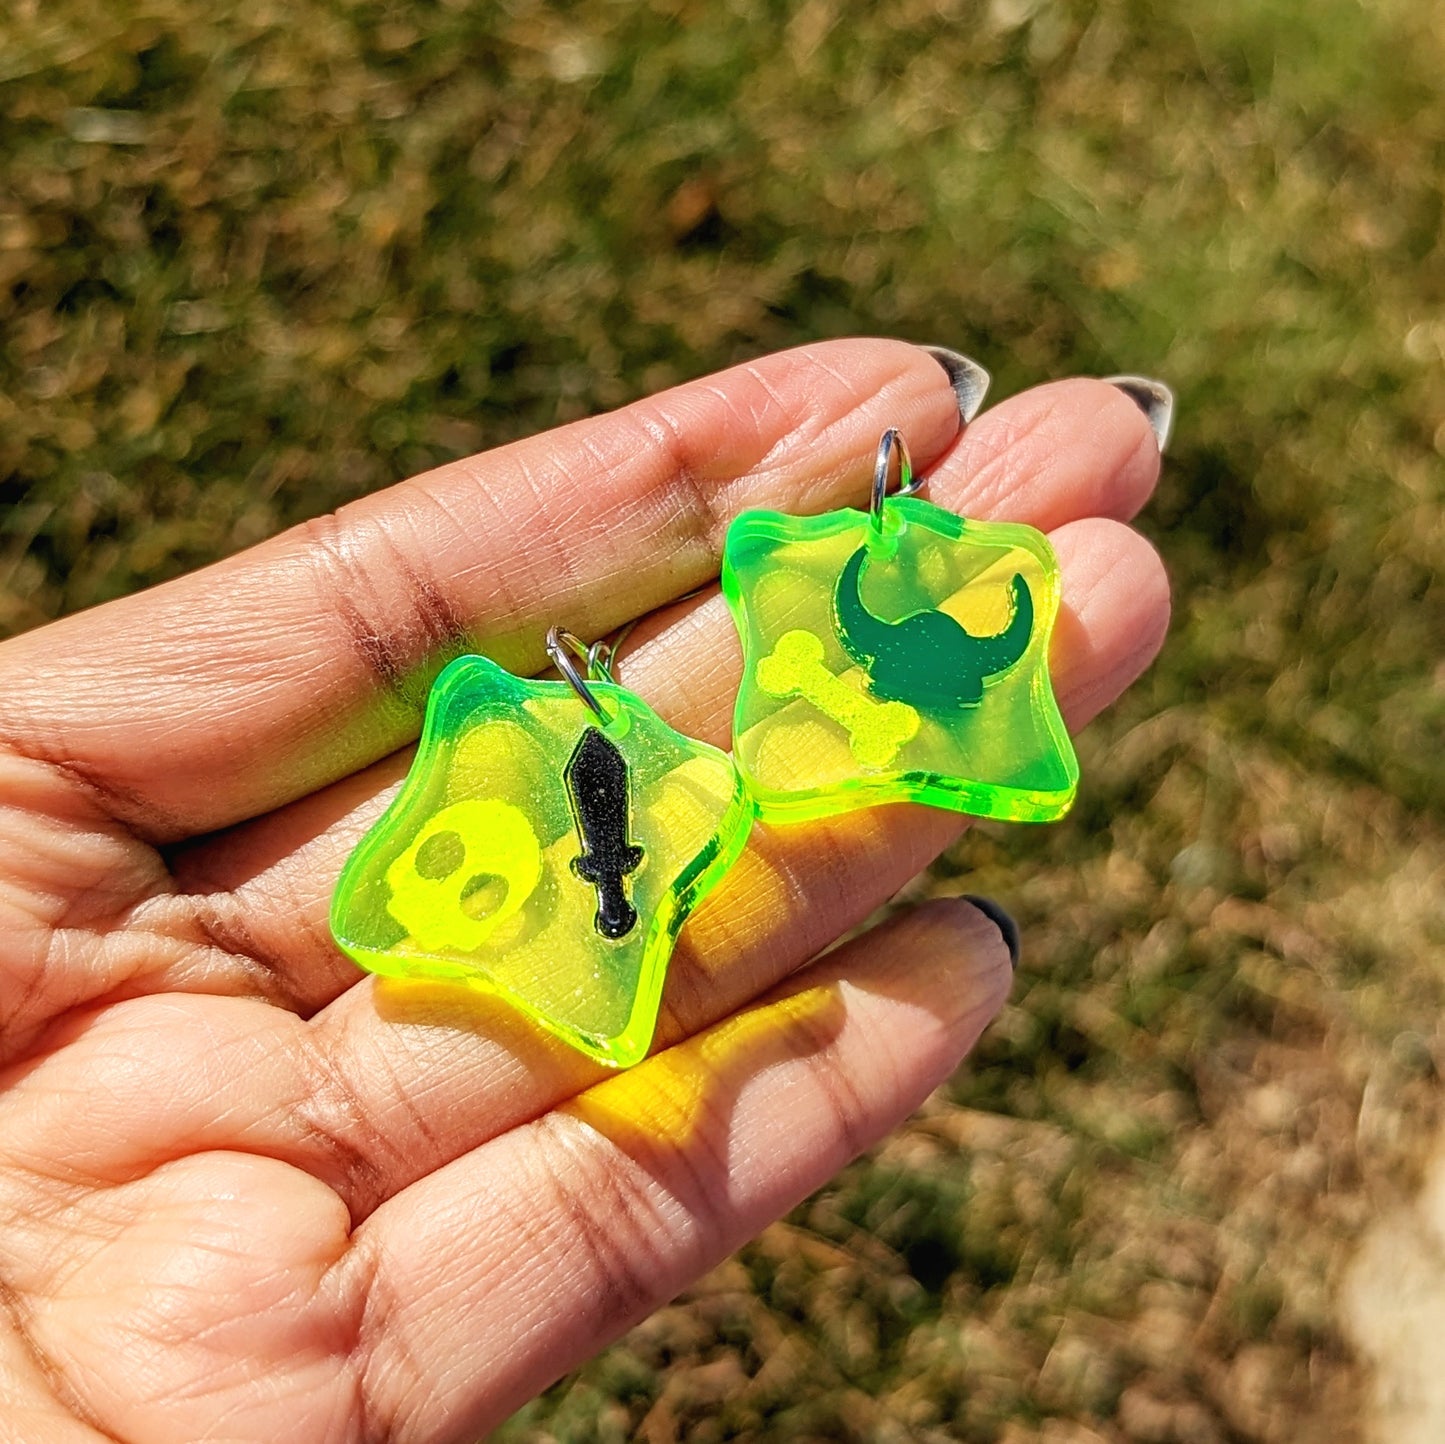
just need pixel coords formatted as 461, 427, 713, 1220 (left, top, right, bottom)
869, 427, 925, 530
585, 637, 616, 684
545, 626, 610, 723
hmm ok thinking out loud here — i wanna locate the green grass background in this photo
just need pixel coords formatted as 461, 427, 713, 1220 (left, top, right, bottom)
2, 0, 1442, 1439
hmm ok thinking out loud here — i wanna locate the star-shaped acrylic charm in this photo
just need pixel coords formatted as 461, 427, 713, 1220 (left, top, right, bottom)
330, 655, 753, 1067
721, 495, 1078, 823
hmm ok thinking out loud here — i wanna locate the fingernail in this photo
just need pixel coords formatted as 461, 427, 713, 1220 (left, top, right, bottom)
1104, 375, 1175, 453
961, 895, 1021, 970
921, 346, 992, 424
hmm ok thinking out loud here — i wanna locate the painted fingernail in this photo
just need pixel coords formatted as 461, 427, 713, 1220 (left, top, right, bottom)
921, 346, 992, 424
961, 895, 1021, 970
1104, 375, 1175, 453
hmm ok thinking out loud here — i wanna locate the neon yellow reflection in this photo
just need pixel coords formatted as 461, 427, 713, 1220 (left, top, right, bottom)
721, 496, 1078, 823
331, 657, 754, 1068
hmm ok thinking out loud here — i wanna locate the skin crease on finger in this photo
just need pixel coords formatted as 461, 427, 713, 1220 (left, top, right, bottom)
0, 360, 1173, 1444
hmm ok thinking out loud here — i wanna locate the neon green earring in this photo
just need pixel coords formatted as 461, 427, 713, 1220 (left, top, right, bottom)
330, 629, 753, 1067
721, 428, 1078, 823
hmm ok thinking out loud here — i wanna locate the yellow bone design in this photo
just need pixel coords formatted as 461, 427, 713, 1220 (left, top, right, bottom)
755, 630, 919, 769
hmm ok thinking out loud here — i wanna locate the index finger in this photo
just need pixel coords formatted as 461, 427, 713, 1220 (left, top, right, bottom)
0, 340, 966, 841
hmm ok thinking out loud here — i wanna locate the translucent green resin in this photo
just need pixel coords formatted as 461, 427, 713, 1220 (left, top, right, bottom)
330, 656, 753, 1067
721, 495, 1078, 823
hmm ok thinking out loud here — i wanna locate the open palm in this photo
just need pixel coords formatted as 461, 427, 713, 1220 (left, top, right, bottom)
0, 341, 1169, 1443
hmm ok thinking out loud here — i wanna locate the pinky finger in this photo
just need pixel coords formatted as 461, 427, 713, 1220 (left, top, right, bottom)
344, 899, 1015, 1443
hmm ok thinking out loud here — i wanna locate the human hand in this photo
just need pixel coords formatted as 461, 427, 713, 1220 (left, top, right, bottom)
0, 340, 1169, 1442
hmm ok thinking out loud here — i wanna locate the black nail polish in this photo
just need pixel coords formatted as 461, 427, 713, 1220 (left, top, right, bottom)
962, 895, 1021, 970
1103, 375, 1175, 453
920, 346, 992, 424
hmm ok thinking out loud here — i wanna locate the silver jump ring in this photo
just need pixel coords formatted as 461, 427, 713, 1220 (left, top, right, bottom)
545, 626, 610, 723
869, 427, 924, 530
585, 637, 615, 684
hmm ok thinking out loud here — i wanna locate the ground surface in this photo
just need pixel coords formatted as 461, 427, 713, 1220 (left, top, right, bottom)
2, 1, 1442, 1440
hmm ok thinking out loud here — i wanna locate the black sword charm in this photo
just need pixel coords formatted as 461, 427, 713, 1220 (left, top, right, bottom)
564, 726, 644, 940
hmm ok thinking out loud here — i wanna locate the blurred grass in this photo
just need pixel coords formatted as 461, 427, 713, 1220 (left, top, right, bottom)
2, 0, 1442, 1439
